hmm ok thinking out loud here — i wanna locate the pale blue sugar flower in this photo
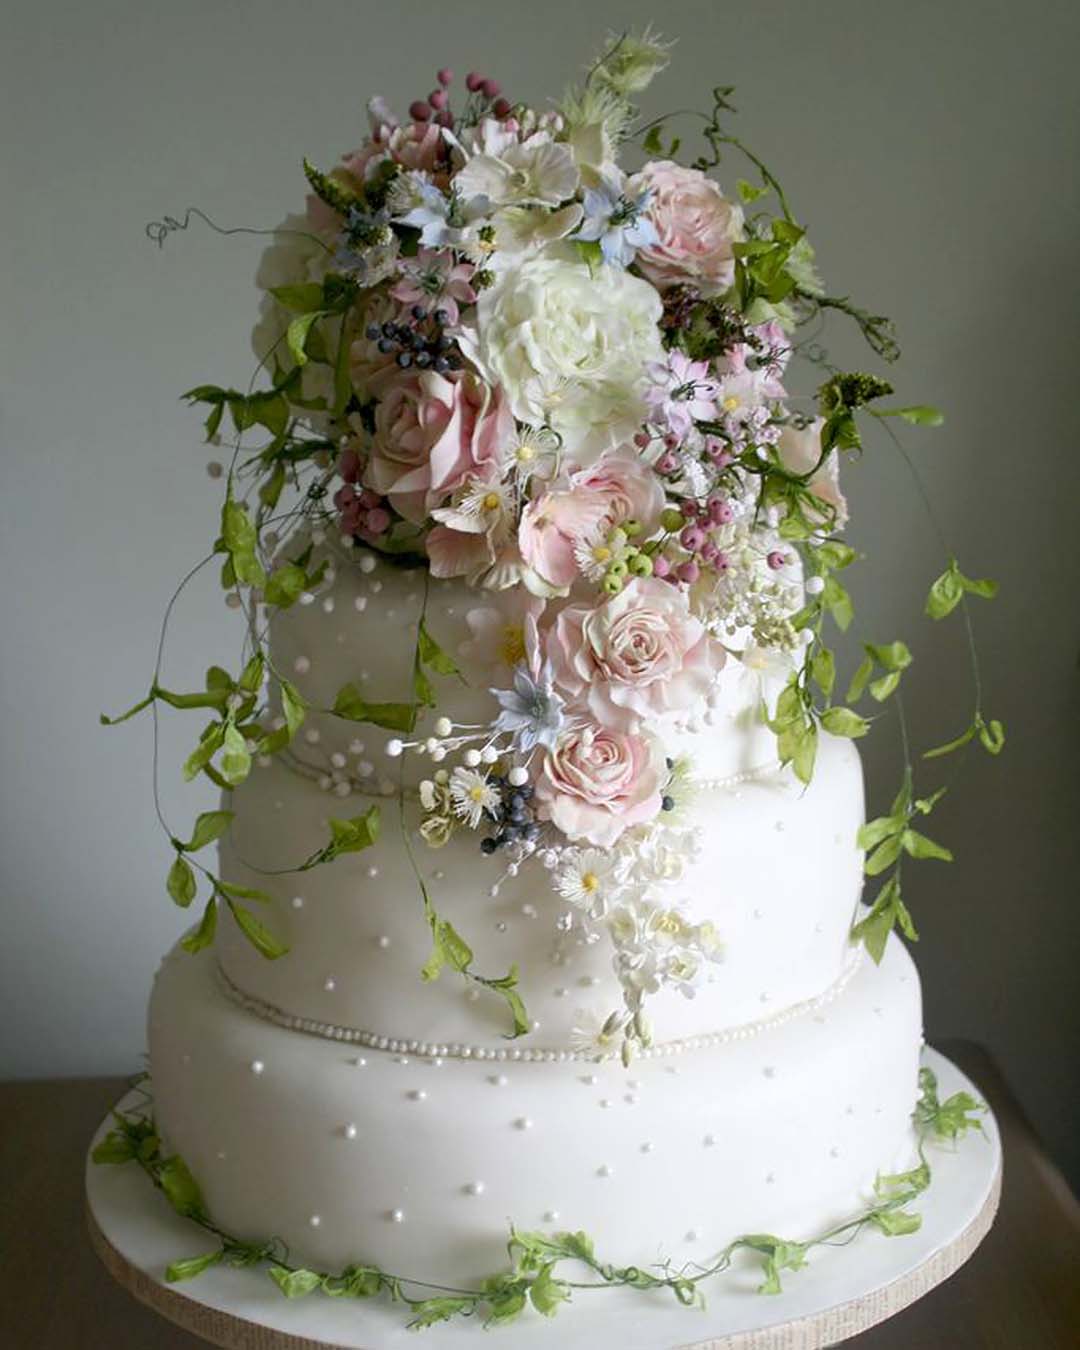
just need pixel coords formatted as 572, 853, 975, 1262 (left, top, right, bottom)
491, 663, 566, 752
392, 177, 491, 247
576, 167, 658, 267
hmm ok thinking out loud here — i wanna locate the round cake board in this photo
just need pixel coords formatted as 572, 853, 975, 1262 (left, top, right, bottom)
86, 1047, 1000, 1350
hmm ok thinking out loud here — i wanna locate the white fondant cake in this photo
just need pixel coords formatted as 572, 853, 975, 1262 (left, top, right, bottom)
148, 547, 925, 1285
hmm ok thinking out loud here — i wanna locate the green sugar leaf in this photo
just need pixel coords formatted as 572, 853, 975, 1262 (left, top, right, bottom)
846, 655, 874, 704
902, 829, 953, 863
813, 540, 857, 571
574, 239, 605, 275
259, 462, 286, 510
182, 810, 234, 853
820, 706, 870, 739
286, 312, 324, 368
925, 560, 964, 620
864, 833, 903, 876
166, 1250, 224, 1283
821, 575, 854, 632
183, 722, 225, 781
409, 1297, 477, 1328
181, 896, 218, 954
227, 899, 288, 960
328, 807, 381, 855
166, 856, 197, 908
529, 1262, 571, 1317
418, 617, 462, 677
870, 1208, 923, 1236
810, 647, 835, 699
220, 493, 266, 588
152, 685, 231, 712
217, 880, 273, 903
220, 724, 252, 786
269, 283, 325, 312
874, 404, 945, 427
323, 1264, 384, 1299
864, 641, 912, 672
280, 679, 307, 737
332, 683, 418, 732
869, 671, 901, 702
159, 1155, 206, 1219
736, 177, 770, 204
265, 562, 307, 608
269, 1266, 324, 1298
91, 1130, 136, 1165
792, 721, 818, 784
857, 815, 903, 852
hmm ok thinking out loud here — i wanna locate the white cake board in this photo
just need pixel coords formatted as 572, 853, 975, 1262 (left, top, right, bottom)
86, 1047, 1000, 1350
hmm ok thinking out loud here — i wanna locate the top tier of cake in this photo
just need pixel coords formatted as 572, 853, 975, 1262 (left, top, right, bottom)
212, 544, 866, 1056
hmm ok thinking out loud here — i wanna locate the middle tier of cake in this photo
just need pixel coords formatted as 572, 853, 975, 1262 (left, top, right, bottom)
215, 727, 865, 1053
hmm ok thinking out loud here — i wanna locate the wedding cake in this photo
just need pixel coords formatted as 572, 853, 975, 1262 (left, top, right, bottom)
99, 30, 995, 1330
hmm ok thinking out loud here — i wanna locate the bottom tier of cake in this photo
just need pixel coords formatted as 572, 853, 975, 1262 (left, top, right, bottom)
148, 936, 923, 1287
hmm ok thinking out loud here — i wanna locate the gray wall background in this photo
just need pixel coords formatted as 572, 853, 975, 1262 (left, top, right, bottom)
3, 1, 1078, 1185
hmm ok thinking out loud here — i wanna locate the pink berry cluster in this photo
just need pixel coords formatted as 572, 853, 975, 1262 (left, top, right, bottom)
407, 67, 511, 130
334, 447, 391, 538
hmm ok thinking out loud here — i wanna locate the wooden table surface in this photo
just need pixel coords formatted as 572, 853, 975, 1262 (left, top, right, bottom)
2, 1041, 1077, 1349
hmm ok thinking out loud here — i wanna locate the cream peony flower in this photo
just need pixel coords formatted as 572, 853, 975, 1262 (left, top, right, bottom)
473, 251, 664, 463
454, 120, 579, 209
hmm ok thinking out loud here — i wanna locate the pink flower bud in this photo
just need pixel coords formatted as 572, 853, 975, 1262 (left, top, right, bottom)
633, 430, 651, 448
679, 499, 699, 518
337, 447, 361, 483
663, 432, 679, 450
677, 560, 700, 584
700, 539, 719, 564
767, 549, 788, 571
657, 451, 680, 474
437, 68, 454, 87
358, 489, 382, 510
409, 100, 432, 122
466, 71, 484, 92
435, 109, 454, 128
708, 496, 734, 524
652, 555, 672, 579
333, 484, 356, 511
680, 524, 706, 552
366, 507, 392, 536
714, 550, 731, 572
428, 89, 448, 110
493, 97, 512, 118
481, 78, 501, 99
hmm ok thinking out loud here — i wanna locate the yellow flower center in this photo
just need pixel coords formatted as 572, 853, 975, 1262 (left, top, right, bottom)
469, 785, 486, 803
722, 395, 740, 412
499, 623, 526, 666
581, 872, 599, 893
482, 491, 501, 512
591, 545, 612, 563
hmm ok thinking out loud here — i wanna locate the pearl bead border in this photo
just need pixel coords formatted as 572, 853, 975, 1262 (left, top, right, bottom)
214, 946, 864, 1065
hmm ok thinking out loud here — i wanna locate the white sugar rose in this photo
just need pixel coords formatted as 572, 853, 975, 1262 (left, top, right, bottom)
546, 577, 726, 731
473, 251, 664, 463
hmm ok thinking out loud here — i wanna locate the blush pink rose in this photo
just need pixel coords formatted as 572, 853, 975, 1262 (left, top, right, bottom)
364, 371, 511, 523
535, 723, 664, 847
517, 483, 610, 594
635, 161, 744, 297
546, 577, 726, 731
776, 418, 849, 528
569, 448, 666, 536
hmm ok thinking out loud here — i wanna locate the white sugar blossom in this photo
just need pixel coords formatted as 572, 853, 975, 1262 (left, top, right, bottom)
554, 848, 625, 918
448, 767, 500, 829
455, 121, 579, 209
569, 1007, 624, 1059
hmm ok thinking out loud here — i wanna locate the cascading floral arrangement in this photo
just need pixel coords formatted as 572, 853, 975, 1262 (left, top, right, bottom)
109, 30, 1002, 1061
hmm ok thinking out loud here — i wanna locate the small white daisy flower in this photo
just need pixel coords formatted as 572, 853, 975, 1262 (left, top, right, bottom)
554, 848, 623, 918
569, 1007, 623, 1059
448, 767, 501, 829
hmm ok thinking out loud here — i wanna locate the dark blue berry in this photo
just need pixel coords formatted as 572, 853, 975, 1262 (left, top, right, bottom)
433, 308, 450, 326
661, 795, 675, 811
480, 836, 498, 855
377, 337, 395, 353
366, 323, 381, 340
434, 356, 450, 373
411, 305, 428, 321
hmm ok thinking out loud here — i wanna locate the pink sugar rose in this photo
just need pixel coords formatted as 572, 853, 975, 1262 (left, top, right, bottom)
363, 370, 511, 523
635, 160, 743, 297
517, 449, 666, 595
535, 722, 664, 847
776, 418, 849, 529
546, 577, 726, 732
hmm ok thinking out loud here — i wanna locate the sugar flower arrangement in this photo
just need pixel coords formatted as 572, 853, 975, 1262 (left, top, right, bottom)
110, 30, 1003, 1060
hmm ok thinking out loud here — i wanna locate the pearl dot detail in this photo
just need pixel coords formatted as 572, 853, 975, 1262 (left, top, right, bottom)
407, 1089, 427, 1102
344, 1123, 358, 1140
463, 1181, 485, 1197
309, 1215, 321, 1228
514, 1117, 533, 1131
544, 1210, 559, 1223
293, 656, 311, 675
250, 1060, 265, 1075
389, 1209, 405, 1223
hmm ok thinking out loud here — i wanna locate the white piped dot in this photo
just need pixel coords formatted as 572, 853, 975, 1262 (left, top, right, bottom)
376, 936, 391, 949
344, 1123, 358, 1140
703, 1133, 716, 1148
463, 1181, 485, 1197
309, 1214, 321, 1228
293, 655, 311, 675
366, 865, 379, 879
544, 1209, 559, 1223
324, 977, 336, 992
350, 1057, 367, 1068
490, 1074, 509, 1087
250, 1060, 265, 1075
408, 1089, 427, 1102
388, 1208, 404, 1223
514, 1117, 533, 1131
641, 1142, 654, 1153
596, 1164, 613, 1178
685, 1229, 699, 1242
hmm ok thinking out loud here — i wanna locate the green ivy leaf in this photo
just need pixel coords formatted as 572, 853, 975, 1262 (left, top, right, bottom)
226, 899, 288, 960
857, 814, 903, 851
810, 647, 835, 699
221, 492, 266, 588
874, 405, 944, 426
922, 723, 977, 759
280, 679, 307, 738
220, 724, 252, 786
167, 856, 197, 908
286, 312, 324, 368
573, 239, 605, 275
322, 1264, 384, 1299
736, 177, 770, 204
418, 617, 462, 677
902, 829, 953, 862
422, 916, 474, 982
529, 1262, 571, 1317
409, 1297, 477, 1328
332, 683, 418, 732
264, 563, 308, 608
91, 1130, 136, 1165
268, 1266, 324, 1298
870, 1208, 923, 1236
846, 655, 874, 704
182, 723, 225, 782
159, 1155, 206, 1219
820, 706, 870, 738
925, 560, 964, 620
182, 810, 234, 852
181, 896, 218, 953
269, 283, 325, 312
166, 1250, 224, 1283
217, 880, 274, 903
865, 833, 903, 876
821, 575, 854, 631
